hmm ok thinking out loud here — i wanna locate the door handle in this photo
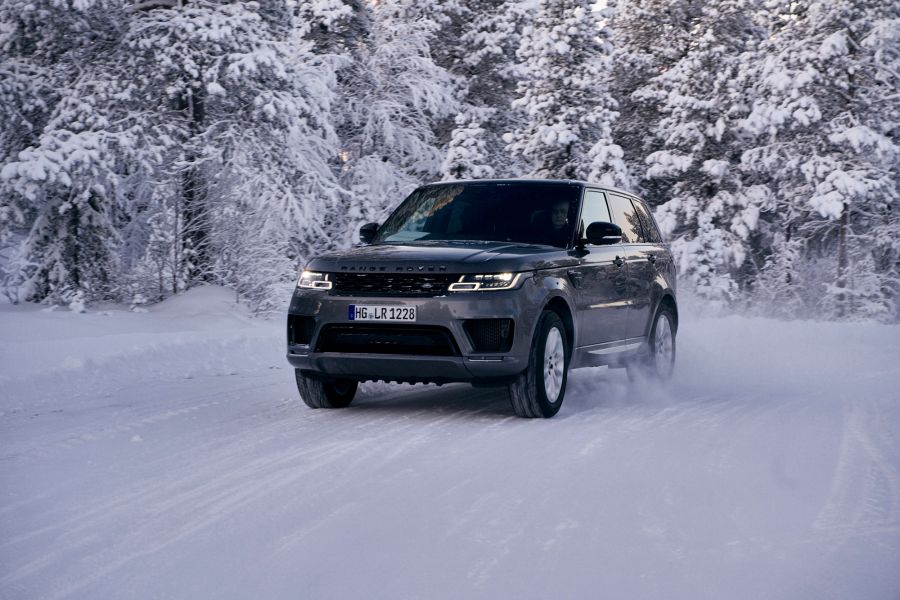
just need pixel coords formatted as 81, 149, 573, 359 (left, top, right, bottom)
613, 256, 624, 268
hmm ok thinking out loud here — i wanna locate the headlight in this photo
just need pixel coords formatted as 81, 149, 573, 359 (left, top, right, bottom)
297, 271, 332, 290
448, 272, 523, 292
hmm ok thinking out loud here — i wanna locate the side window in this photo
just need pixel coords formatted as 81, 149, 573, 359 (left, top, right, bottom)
607, 193, 642, 243
579, 190, 612, 240
631, 199, 662, 243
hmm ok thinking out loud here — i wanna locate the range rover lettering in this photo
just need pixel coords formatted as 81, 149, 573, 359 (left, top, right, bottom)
287, 179, 678, 418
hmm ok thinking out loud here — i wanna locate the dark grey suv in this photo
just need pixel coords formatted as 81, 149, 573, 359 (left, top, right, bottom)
287, 179, 677, 418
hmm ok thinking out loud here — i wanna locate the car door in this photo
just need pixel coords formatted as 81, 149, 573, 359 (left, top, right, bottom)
629, 198, 668, 336
606, 193, 649, 340
569, 189, 630, 347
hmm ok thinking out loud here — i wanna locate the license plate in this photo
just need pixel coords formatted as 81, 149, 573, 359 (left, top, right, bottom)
348, 305, 417, 322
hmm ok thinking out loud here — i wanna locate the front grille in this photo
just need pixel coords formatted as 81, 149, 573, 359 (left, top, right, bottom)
464, 318, 515, 352
288, 315, 315, 345
316, 324, 460, 356
331, 272, 458, 296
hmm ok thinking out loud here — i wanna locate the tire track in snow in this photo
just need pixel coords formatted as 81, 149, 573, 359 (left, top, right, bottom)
2, 432, 375, 596
0, 384, 515, 598
813, 397, 900, 540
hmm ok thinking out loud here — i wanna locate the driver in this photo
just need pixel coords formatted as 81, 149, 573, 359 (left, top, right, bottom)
546, 200, 571, 246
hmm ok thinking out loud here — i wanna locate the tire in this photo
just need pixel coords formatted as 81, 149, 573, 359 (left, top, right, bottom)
627, 305, 676, 382
295, 370, 357, 408
508, 310, 569, 418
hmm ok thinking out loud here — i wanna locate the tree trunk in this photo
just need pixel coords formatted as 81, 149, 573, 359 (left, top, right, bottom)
177, 88, 208, 284
835, 202, 849, 318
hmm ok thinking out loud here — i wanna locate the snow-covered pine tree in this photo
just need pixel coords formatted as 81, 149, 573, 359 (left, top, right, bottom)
441, 115, 495, 180
0, 0, 127, 307
606, 0, 701, 191
337, 0, 461, 235
505, 0, 628, 185
437, 0, 535, 179
295, 0, 375, 251
298, 0, 357, 52
2, 1, 344, 310
634, 0, 768, 304
742, 0, 900, 321
120, 1, 343, 292
0, 23, 55, 242
142, 1, 344, 310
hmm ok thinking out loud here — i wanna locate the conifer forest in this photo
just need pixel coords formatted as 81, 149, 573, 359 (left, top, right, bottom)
1, 0, 898, 320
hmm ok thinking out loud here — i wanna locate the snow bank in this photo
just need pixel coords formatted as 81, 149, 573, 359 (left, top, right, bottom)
0, 286, 278, 386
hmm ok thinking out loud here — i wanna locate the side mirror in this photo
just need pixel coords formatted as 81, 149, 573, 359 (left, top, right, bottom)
359, 222, 379, 244
585, 221, 622, 246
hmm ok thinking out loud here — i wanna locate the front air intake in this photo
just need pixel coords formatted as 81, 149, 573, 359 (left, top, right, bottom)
288, 315, 316, 345
464, 319, 515, 353
315, 324, 460, 356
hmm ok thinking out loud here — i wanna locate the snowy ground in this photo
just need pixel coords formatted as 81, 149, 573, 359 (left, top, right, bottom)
1, 286, 899, 600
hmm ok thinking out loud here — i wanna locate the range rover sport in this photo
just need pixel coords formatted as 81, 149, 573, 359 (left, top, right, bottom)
286, 179, 677, 418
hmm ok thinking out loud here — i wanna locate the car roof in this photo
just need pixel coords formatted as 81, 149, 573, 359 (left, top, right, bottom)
423, 178, 641, 200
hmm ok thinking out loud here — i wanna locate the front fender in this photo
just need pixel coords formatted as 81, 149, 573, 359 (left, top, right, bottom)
530, 269, 579, 349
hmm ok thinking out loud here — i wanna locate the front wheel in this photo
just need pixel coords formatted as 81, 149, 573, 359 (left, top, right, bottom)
508, 310, 569, 418
627, 306, 676, 381
295, 370, 358, 408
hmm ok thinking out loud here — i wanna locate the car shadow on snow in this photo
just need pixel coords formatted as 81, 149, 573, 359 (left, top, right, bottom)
334, 367, 677, 421
349, 382, 514, 419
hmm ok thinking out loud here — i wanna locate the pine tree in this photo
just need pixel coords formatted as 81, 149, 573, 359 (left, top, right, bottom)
337, 0, 461, 233
437, 0, 535, 178
742, 0, 900, 320
0, 0, 126, 305
441, 115, 495, 179
634, 0, 768, 303
607, 0, 701, 191
133, 1, 343, 304
2, 1, 344, 310
505, 0, 628, 184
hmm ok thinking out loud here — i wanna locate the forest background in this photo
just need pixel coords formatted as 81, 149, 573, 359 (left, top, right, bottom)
1, 0, 897, 321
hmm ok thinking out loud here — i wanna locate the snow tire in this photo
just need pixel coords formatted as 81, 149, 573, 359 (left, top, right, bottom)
507, 310, 569, 418
627, 305, 676, 382
295, 370, 357, 408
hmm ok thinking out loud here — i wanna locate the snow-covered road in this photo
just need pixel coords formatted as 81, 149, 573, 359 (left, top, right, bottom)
2, 288, 899, 599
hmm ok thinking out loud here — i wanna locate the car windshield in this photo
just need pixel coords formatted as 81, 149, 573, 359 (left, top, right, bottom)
374, 182, 581, 248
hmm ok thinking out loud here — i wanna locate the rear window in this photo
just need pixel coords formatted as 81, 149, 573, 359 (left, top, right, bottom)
631, 199, 663, 243
606, 193, 642, 244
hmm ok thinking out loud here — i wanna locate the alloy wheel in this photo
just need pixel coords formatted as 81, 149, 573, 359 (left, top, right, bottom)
654, 315, 674, 379
543, 326, 564, 403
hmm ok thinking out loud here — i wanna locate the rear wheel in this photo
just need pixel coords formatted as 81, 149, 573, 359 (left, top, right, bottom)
508, 310, 569, 418
295, 370, 357, 408
627, 306, 676, 381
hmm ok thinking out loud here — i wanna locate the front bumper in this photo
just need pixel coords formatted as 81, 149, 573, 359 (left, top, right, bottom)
286, 279, 548, 383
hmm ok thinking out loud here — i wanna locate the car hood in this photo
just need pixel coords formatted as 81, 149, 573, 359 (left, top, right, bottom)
306, 241, 577, 274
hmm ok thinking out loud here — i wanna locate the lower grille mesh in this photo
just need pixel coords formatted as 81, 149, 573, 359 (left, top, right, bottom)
316, 324, 460, 356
